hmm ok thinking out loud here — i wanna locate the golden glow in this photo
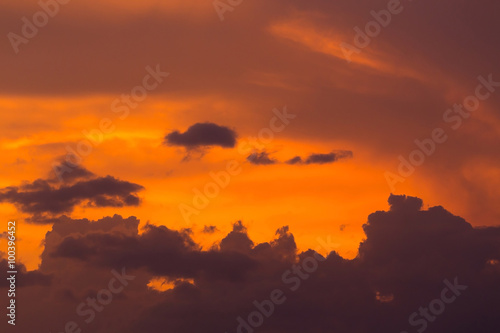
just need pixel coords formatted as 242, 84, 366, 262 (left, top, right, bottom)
147, 277, 195, 292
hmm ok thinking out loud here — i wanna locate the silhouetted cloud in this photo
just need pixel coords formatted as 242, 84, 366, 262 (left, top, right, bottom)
5, 196, 500, 333
0, 167, 144, 223
164, 122, 237, 149
286, 150, 353, 165
0, 259, 51, 288
286, 156, 303, 165
246, 150, 352, 166
202, 225, 218, 234
49, 162, 95, 184
247, 151, 278, 165
49, 220, 257, 281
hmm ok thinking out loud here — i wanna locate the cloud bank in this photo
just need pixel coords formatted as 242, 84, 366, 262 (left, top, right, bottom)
2, 195, 499, 332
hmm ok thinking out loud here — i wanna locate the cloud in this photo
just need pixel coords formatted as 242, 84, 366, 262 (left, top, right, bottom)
0, 258, 51, 288
0, 166, 144, 223
48, 221, 258, 284
286, 156, 303, 165
49, 162, 96, 184
245, 150, 352, 166
247, 151, 278, 165
202, 225, 218, 234
164, 123, 237, 149
6, 195, 500, 333
286, 150, 353, 165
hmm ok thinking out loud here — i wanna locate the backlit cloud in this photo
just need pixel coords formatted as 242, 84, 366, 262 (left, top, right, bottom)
3, 195, 499, 332
164, 122, 237, 149
0, 166, 144, 223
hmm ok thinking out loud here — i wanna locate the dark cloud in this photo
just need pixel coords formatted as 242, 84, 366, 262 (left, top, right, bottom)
49, 162, 95, 185
202, 225, 218, 234
388, 193, 424, 212
286, 150, 353, 165
0, 259, 51, 288
0, 167, 144, 223
7, 196, 500, 333
1, 0, 499, 225
164, 123, 237, 149
286, 156, 303, 165
246, 150, 352, 166
304, 150, 353, 164
247, 151, 278, 165
49, 221, 257, 282
219, 221, 255, 254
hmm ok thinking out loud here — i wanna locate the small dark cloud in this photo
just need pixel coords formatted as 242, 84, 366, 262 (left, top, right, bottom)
202, 225, 218, 234
247, 150, 353, 166
286, 150, 353, 165
286, 156, 303, 165
247, 151, 277, 165
304, 150, 353, 164
164, 122, 237, 149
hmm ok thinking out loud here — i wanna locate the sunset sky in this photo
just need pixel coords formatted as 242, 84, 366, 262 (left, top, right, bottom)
1, 1, 500, 332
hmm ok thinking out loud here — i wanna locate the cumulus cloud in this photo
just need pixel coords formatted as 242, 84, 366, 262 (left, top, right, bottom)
4, 195, 499, 333
49, 220, 257, 282
0, 166, 144, 223
164, 123, 237, 149
0, 259, 51, 288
